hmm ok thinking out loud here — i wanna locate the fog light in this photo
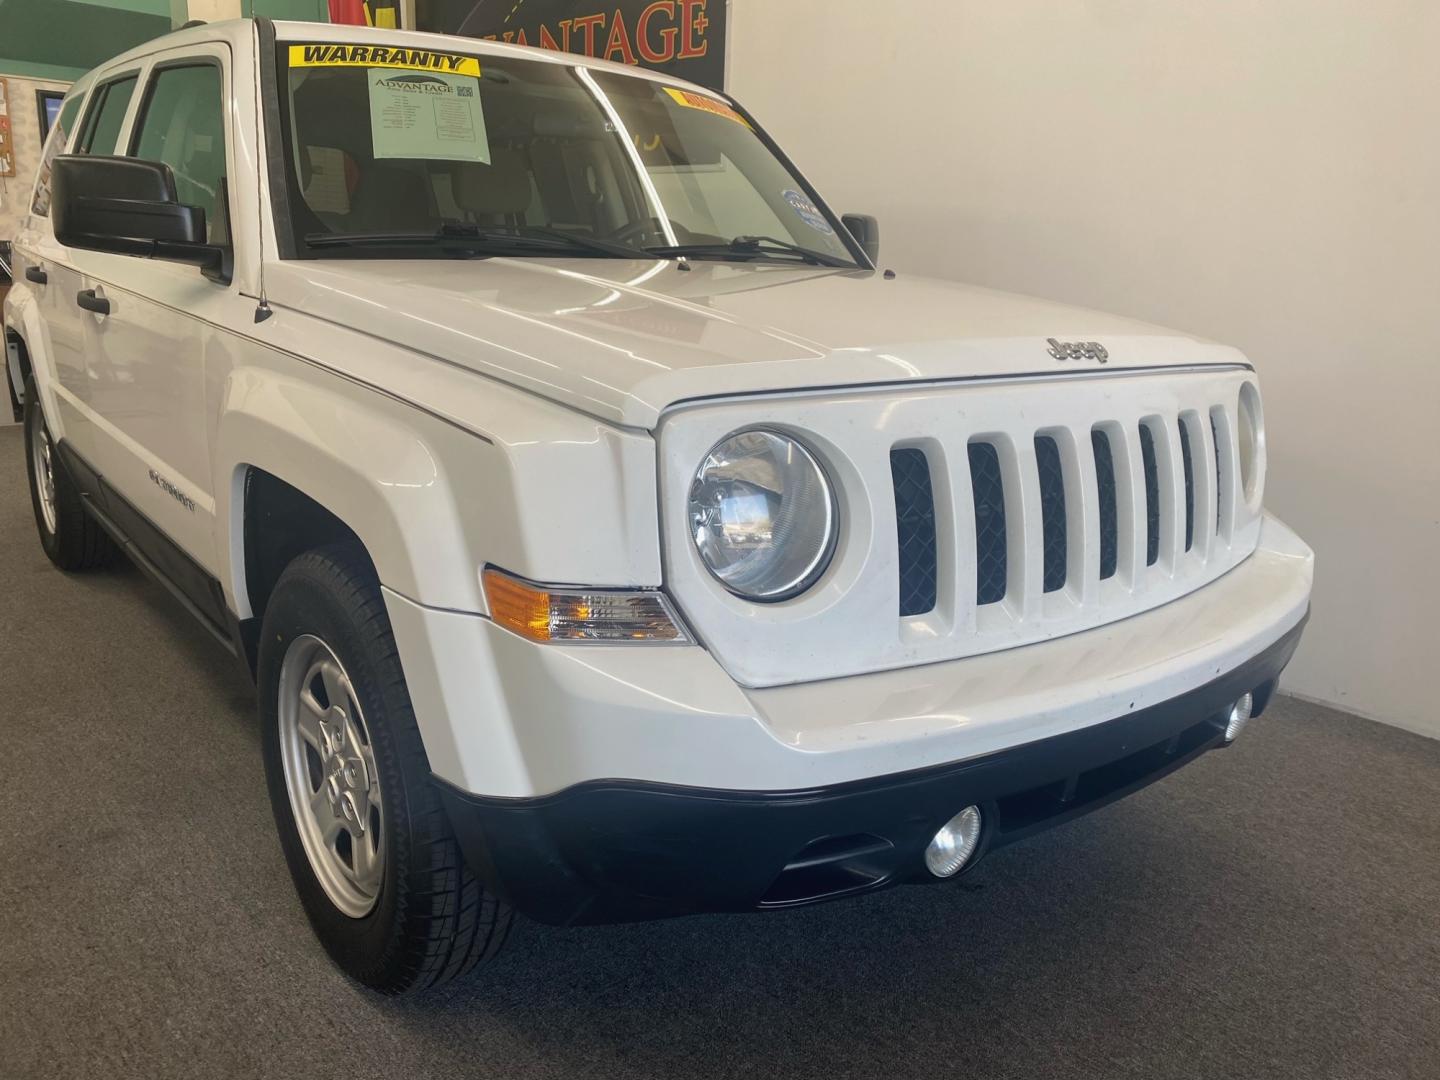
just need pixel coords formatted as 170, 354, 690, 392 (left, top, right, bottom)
1224, 692, 1255, 742
925, 806, 983, 878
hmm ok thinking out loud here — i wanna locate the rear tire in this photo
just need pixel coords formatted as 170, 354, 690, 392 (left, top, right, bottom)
22, 374, 118, 571
259, 544, 512, 994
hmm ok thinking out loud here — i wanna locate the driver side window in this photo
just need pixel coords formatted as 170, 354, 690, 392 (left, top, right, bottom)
129, 63, 230, 246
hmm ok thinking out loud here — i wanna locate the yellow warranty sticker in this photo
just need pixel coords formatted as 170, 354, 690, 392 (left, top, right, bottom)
663, 87, 750, 127
289, 44, 481, 77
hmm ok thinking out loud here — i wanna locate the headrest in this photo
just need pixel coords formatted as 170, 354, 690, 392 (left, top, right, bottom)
292, 75, 371, 159
453, 148, 532, 216
352, 164, 436, 231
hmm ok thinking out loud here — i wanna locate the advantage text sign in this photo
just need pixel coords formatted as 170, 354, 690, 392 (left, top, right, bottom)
416, 0, 727, 90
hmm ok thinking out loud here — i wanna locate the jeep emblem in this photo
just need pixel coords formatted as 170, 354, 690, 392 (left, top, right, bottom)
1047, 338, 1109, 363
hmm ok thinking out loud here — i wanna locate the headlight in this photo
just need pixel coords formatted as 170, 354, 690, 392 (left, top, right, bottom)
688, 429, 836, 601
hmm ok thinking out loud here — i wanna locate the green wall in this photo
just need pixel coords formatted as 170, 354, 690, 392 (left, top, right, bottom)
246, 0, 330, 19
0, 0, 331, 83
0, 0, 169, 80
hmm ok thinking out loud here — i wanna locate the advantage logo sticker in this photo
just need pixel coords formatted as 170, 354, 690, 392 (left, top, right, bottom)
368, 69, 490, 164
289, 44, 481, 77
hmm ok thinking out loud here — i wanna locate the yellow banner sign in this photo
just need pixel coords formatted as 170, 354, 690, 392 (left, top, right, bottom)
663, 87, 748, 127
289, 44, 481, 77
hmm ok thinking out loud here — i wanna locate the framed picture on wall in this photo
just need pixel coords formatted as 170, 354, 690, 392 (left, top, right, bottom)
37, 89, 65, 145
0, 78, 13, 177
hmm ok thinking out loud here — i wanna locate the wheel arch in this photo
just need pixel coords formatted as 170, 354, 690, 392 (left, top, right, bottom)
4, 326, 31, 422
4, 291, 44, 423
238, 464, 375, 620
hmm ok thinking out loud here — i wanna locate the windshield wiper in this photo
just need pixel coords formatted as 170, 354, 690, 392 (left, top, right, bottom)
305, 224, 491, 250
304, 223, 648, 259
508, 225, 649, 258
644, 235, 853, 268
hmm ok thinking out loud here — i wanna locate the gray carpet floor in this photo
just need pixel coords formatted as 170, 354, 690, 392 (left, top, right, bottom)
0, 423, 1437, 1080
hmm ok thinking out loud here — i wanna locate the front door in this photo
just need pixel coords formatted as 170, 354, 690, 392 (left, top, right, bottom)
70, 51, 238, 581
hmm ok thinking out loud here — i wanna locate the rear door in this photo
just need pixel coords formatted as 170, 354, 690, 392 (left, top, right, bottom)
32, 71, 141, 463
7, 86, 85, 419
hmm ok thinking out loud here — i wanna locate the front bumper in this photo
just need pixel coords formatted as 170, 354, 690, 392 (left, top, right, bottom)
389, 516, 1313, 799
438, 615, 1305, 925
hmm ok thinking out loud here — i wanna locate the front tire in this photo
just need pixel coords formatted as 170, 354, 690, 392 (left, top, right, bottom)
259, 545, 511, 994
23, 374, 118, 571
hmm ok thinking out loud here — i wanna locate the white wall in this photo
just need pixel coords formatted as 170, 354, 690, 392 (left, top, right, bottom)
731, 1, 1440, 737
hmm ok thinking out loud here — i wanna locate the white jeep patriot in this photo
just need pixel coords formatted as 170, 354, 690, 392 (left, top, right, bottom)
4, 19, 1313, 994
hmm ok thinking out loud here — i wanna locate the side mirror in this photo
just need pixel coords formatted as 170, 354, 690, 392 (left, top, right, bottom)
842, 213, 880, 266
51, 155, 228, 279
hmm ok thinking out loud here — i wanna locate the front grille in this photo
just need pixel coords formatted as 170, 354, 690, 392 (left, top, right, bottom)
888, 385, 1249, 617
969, 442, 1008, 605
663, 366, 1262, 687
890, 448, 938, 617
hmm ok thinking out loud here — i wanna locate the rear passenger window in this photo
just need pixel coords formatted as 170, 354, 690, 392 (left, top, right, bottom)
31, 93, 86, 216
77, 76, 138, 155
130, 64, 229, 245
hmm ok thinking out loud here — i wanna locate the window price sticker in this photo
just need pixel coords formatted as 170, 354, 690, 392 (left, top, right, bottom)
367, 69, 491, 164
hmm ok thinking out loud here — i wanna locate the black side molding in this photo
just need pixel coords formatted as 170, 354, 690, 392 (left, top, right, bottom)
54, 439, 252, 680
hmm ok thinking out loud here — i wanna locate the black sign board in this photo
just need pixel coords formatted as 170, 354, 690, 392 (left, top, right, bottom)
414, 0, 727, 90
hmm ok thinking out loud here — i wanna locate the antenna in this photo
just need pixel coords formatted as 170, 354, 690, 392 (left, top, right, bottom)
252, 25, 272, 324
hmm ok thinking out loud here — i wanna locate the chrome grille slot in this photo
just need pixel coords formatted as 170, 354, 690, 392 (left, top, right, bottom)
1139, 423, 1161, 566
1091, 428, 1119, 580
891, 448, 938, 617
968, 441, 1008, 606
1035, 435, 1067, 593
1178, 416, 1196, 552
1210, 409, 1224, 537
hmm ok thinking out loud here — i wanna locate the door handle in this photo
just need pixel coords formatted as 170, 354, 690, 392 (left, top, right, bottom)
25, 265, 48, 285
76, 289, 110, 316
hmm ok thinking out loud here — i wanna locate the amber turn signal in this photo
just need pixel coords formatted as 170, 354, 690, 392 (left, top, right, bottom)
482, 568, 688, 644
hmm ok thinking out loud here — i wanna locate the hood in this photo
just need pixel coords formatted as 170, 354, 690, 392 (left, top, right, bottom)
266, 257, 1243, 429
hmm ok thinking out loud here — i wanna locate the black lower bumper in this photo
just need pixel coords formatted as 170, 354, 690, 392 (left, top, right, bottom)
437, 615, 1306, 926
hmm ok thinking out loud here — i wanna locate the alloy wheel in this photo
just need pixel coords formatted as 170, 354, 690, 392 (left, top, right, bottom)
30, 415, 57, 536
277, 634, 385, 918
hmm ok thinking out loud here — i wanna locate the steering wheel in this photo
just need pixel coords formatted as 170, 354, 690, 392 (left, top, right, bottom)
608, 217, 670, 247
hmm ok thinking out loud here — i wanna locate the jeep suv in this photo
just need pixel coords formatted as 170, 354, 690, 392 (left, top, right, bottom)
4, 20, 1312, 994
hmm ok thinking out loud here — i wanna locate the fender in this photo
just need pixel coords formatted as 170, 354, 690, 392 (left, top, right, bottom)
213, 363, 498, 620
208, 308, 665, 625
210, 356, 660, 797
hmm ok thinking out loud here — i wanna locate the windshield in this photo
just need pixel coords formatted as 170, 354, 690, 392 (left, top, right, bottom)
274, 42, 861, 266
